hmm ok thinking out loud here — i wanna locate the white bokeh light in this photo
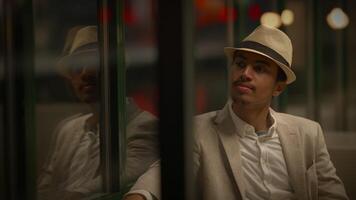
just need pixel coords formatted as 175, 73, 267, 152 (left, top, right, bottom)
327, 7, 349, 30
260, 12, 282, 28
281, 9, 294, 26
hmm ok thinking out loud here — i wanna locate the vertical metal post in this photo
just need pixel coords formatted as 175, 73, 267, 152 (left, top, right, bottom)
306, 0, 322, 122
117, 0, 127, 180
306, 0, 316, 120
226, 0, 235, 98
183, 0, 195, 199
2, 0, 36, 199
335, 30, 347, 131
0, 1, 6, 197
342, 0, 349, 131
230, 0, 246, 98
157, 0, 194, 199
235, 0, 248, 43
98, 0, 125, 193
312, 0, 322, 123
226, 0, 235, 47
275, 0, 288, 112
335, 0, 348, 131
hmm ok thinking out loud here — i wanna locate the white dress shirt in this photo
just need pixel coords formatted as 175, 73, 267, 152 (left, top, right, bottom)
37, 113, 103, 200
228, 102, 296, 200
64, 117, 102, 194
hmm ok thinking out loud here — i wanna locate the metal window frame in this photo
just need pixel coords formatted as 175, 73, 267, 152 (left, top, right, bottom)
97, 0, 126, 194
156, 0, 195, 199
1, 0, 36, 199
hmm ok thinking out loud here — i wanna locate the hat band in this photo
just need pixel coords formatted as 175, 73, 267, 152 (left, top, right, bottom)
236, 41, 290, 67
71, 43, 98, 54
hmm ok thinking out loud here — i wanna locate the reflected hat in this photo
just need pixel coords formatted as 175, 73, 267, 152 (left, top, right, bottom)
56, 26, 99, 76
224, 25, 296, 84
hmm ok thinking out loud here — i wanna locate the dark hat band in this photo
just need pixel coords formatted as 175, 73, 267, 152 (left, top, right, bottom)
236, 41, 290, 67
72, 43, 98, 54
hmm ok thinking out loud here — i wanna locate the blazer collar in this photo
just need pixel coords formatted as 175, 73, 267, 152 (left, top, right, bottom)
275, 114, 307, 199
214, 103, 245, 198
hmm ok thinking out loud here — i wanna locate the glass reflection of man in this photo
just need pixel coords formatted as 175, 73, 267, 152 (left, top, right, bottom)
37, 26, 159, 200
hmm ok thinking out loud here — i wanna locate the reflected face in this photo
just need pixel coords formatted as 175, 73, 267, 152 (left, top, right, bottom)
230, 51, 286, 107
67, 63, 99, 104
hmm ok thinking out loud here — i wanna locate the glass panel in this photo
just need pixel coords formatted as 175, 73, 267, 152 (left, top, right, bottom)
195, 0, 229, 113
283, 0, 309, 118
119, 0, 187, 198
122, 0, 160, 191
34, 0, 161, 199
33, 1, 106, 199
317, 0, 349, 132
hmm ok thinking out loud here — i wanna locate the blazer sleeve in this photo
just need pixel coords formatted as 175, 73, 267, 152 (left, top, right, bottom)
127, 129, 202, 200
315, 123, 349, 200
123, 111, 160, 184
128, 160, 161, 200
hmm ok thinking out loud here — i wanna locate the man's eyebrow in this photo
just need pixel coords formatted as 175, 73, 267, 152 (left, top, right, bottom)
234, 54, 246, 60
255, 60, 270, 66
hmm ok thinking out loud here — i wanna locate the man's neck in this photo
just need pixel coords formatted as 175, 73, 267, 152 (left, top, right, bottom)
232, 102, 271, 132
86, 103, 99, 129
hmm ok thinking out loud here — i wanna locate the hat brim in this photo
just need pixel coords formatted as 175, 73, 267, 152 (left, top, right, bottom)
56, 49, 99, 77
224, 47, 296, 84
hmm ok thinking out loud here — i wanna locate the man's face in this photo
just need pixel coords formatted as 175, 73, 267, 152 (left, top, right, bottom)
67, 62, 100, 104
230, 51, 286, 108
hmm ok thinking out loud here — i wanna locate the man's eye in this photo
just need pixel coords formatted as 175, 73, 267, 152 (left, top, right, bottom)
71, 67, 83, 74
235, 60, 246, 68
254, 65, 262, 72
254, 64, 268, 72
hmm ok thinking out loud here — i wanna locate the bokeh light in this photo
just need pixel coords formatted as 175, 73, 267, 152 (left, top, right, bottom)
281, 9, 294, 26
326, 7, 349, 30
260, 12, 281, 28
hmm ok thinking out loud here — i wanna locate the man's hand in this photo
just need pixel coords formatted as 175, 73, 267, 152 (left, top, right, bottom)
123, 194, 146, 200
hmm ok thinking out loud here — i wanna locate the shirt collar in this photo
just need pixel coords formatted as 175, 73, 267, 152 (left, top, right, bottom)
228, 100, 277, 138
84, 113, 99, 133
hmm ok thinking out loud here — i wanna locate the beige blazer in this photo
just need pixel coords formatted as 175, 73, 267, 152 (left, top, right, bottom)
131, 103, 348, 200
38, 100, 159, 199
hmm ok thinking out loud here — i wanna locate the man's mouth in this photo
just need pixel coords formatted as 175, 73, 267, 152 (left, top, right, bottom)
81, 84, 96, 91
233, 82, 255, 93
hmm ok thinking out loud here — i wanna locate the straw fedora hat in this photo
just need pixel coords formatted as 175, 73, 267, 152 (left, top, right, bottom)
224, 25, 296, 84
56, 25, 99, 77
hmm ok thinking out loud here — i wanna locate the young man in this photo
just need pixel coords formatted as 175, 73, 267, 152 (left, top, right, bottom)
124, 25, 348, 200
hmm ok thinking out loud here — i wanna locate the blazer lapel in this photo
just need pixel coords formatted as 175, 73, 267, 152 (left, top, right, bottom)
214, 104, 245, 198
277, 120, 307, 199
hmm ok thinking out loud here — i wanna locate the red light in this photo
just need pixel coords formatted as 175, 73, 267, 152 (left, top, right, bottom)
99, 7, 112, 23
124, 7, 136, 25
248, 3, 262, 21
218, 7, 237, 23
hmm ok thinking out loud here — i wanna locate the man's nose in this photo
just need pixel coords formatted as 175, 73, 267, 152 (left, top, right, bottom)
80, 66, 99, 80
241, 65, 253, 80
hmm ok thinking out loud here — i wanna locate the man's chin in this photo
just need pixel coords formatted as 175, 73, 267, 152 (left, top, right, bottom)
231, 94, 252, 105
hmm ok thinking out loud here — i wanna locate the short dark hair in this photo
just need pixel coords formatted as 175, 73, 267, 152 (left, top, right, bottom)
277, 67, 287, 82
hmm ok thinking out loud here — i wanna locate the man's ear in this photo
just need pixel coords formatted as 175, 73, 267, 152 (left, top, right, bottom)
272, 81, 287, 97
